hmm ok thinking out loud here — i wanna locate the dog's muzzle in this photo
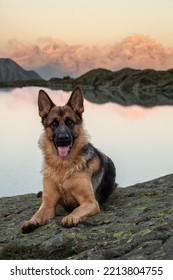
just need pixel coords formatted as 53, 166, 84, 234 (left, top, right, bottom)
53, 131, 73, 157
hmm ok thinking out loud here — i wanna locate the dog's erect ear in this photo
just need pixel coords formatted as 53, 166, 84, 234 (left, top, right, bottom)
67, 87, 84, 116
38, 90, 55, 119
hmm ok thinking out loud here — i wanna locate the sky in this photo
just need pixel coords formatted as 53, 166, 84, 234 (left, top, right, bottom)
1, 0, 173, 79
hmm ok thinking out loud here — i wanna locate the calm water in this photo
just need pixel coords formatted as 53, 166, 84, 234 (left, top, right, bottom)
0, 87, 173, 197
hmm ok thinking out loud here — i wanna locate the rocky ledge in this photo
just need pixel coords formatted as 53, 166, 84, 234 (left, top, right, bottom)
0, 173, 173, 260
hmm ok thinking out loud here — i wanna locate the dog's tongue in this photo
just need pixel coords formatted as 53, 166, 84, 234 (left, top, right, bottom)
58, 146, 70, 157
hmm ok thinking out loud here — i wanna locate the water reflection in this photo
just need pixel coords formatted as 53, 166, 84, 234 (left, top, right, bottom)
0, 87, 173, 197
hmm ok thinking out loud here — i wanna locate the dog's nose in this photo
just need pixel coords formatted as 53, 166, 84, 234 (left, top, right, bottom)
55, 130, 73, 148
58, 133, 70, 141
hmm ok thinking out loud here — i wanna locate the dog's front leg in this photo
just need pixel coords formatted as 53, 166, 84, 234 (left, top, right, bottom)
61, 199, 100, 227
21, 177, 59, 233
61, 177, 100, 227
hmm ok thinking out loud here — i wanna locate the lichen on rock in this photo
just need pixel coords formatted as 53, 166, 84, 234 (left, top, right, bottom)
0, 174, 173, 259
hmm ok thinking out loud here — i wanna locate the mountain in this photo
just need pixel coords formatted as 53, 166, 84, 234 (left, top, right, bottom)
74, 67, 173, 88
1, 65, 173, 107
0, 58, 42, 82
74, 68, 113, 85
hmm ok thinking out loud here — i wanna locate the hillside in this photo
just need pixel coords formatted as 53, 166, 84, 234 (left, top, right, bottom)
1, 64, 173, 107
48, 67, 173, 95
74, 67, 173, 88
0, 58, 42, 82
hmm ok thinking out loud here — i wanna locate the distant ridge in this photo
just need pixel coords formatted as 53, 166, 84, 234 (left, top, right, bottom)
1, 64, 173, 107
74, 67, 173, 87
0, 58, 42, 82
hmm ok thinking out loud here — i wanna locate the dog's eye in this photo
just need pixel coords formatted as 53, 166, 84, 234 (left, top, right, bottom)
65, 118, 74, 127
50, 120, 59, 129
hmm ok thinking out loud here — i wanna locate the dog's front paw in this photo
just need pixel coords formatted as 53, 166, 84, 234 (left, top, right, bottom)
61, 214, 80, 228
21, 220, 39, 234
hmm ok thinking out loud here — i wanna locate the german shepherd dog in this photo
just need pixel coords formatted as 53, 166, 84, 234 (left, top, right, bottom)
21, 87, 116, 233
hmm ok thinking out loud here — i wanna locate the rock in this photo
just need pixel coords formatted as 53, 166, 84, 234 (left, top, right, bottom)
0, 174, 173, 260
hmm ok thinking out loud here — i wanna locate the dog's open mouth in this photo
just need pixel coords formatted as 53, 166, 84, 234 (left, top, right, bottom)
53, 131, 74, 157
57, 146, 71, 157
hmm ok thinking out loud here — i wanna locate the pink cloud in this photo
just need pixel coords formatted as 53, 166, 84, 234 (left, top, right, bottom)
3, 34, 173, 79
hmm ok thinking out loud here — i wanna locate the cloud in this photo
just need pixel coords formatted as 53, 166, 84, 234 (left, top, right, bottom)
3, 34, 173, 79
107, 35, 169, 70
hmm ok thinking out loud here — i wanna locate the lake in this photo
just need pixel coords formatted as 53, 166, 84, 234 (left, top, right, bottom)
0, 87, 173, 197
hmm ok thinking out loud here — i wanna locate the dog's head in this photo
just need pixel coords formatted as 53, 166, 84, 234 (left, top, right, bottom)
38, 87, 84, 157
